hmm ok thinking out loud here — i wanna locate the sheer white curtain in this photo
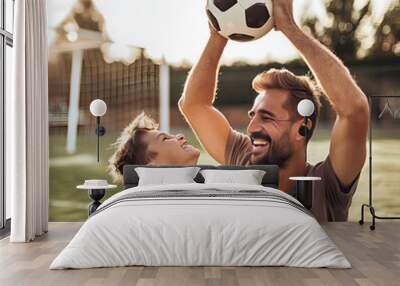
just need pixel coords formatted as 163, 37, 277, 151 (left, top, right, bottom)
7, 0, 49, 242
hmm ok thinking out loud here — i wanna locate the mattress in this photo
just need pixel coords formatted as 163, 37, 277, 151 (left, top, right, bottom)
50, 183, 351, 269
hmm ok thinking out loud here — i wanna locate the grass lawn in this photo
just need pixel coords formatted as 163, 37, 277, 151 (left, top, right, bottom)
49, 128, 400, 222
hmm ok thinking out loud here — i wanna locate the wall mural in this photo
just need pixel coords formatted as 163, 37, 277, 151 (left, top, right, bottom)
47, 0, 400, 226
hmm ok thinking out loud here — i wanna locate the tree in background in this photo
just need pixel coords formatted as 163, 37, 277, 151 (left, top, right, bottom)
301, 0, 371, 61
368, 2, 400, 58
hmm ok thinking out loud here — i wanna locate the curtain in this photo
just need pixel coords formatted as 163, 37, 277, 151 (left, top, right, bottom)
7, 0, 49, 242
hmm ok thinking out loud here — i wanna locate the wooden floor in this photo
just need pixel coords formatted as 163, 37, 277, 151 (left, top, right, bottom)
0, 222, 399, 286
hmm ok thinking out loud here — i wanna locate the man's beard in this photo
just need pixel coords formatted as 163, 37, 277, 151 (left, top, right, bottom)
250, 131, 293, 167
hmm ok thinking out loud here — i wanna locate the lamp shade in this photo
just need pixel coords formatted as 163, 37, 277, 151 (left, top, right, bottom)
297, 99, 315, 117
90, 99, 107, 117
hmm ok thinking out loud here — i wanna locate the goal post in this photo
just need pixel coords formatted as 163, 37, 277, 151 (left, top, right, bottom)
159, 57, 170, 133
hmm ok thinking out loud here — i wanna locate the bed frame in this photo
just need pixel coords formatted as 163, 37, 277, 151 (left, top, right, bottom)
123, 165, 280, 190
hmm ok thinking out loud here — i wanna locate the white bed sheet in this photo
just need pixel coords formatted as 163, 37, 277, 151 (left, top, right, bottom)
50, 183, 350, 269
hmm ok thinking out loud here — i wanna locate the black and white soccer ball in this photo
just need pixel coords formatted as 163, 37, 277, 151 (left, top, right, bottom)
206, 0, 274, 42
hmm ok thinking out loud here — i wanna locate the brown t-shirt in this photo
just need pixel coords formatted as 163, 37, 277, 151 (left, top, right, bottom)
224, 129, 359, 222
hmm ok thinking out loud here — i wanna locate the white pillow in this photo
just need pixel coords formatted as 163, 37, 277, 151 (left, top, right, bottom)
200, 169, 266, 185
135, 167, 200, 186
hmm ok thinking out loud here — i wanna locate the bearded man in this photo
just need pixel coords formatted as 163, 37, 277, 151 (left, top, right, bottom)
179, 0, 369, 221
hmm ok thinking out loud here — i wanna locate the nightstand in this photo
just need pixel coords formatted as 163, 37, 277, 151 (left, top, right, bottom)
289, 176, 321, 210
77, 180, 117, 216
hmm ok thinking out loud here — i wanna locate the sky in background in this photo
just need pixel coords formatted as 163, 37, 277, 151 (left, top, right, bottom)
47, 0, 394, 66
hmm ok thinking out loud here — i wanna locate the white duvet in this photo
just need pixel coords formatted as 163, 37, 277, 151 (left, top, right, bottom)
50, 183, 351, 269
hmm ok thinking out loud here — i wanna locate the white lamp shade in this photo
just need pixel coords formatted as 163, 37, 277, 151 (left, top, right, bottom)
297, 99, 315, 117
90, 99, 107, 117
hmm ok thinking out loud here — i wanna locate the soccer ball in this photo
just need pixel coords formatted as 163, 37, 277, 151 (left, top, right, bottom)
206, 0, 274, 42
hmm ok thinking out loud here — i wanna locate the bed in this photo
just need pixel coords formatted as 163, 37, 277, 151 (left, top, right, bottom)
50, 165, 350, 269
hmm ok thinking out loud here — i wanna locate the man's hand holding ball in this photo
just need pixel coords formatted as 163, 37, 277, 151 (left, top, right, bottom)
272, 0, 298, 34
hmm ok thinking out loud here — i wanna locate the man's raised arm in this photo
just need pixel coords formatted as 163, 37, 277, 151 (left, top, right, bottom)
273, 0, 369, 187
179, 29, 232, 164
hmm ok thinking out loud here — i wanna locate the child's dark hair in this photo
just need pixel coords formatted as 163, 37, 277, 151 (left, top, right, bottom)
108, 112, 158, 183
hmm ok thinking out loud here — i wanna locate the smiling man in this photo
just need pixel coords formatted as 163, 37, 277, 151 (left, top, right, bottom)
179, 0, 369, 222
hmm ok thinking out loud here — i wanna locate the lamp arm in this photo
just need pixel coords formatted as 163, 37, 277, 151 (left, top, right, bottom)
304, 116, 308, 163
96, 117, 100, 162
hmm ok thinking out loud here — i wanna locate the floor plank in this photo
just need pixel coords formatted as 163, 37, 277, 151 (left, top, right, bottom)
0, 222, 399, 286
